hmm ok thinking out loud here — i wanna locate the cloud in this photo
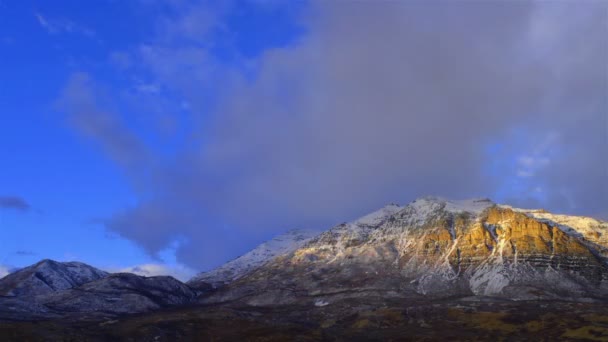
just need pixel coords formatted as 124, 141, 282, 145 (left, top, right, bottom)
515, 132, 557, 178
60, 1, 607, 270
0, 196, 30, 212
14, 250, 36, 256
112, 263, 196, 282
0, 265, 9, 279
35, 12, 95, 37
57, 73, 153, 185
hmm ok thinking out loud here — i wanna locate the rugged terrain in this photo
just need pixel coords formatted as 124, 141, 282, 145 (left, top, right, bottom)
2, 197, 608, 340
200, 198, 608, 306
0, 260, 197, 321
0, 259, 108, 297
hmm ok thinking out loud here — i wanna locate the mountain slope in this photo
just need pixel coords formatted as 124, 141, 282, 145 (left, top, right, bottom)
0, 259, 108, 297
188, 229, 319, 289
202, 197, 608, 306
40, 273, 197, 317
0, 267, 197, 320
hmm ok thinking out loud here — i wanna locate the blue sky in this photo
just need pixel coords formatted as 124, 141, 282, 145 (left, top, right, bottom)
1, 0, 606, 279
0, 0, 306, 277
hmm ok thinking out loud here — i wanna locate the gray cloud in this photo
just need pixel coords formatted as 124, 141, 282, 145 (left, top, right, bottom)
60, 1, 607, 270
58, 73, 153, 188
0, 196, 30, 212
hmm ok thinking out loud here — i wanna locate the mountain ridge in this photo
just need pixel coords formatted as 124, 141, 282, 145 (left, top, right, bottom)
0, 259, 108, 297
0, 260, 197, 320
2, 196, 608, 323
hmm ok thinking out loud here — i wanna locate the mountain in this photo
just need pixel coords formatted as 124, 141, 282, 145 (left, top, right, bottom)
188, 229, 319, 289
201, 197, 608, 305
0, 259, 108, 297
38, 273, 197, 317
0, 261, 197, 320
2, 197, 608, 340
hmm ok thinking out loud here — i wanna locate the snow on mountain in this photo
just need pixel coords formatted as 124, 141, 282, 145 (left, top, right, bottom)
0, 259, 108, 297
202, 197, 608, 305
352, 203, 402, 226
397, 197, 495, 225
38, 273, 197, 317
0, 268, 198, 320
313, 197, 494, 247
188, 229, 320, 288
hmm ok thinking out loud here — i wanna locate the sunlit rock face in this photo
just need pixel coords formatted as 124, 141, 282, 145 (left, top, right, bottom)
202, 197, 608, 305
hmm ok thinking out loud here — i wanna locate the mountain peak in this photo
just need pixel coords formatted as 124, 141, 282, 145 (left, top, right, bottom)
0, 259, 108, 297
352, 203, 402, 226
199, 198, 608, 305
411, 196, 495, 213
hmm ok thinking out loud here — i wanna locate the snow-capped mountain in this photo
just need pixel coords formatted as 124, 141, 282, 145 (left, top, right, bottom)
202, 197, 608, 305
0, 259, 108, 297
0, 260, 198, 320
188, 229, 319, 289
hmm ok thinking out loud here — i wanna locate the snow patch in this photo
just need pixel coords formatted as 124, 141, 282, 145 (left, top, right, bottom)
314, 299, 329, 307
353, 203, 402, 226
443, 198, 494, 215
469, 263, 510, 295
398, 197, 494, 225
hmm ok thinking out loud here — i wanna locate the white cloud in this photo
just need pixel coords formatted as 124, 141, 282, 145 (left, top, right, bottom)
515, 133, 557, 178
35, 12, 95, 37
0, 265, 10, 279
135, 83, 161, 94
35, 13, 54, 33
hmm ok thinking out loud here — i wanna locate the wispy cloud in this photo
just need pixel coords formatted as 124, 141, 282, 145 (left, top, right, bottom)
0, 196, 30, 212
14, 250, 36, 256
35, 12, 95, 37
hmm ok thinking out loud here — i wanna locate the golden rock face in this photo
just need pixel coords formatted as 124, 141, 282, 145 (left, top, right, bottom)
389, 207, 603, 275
